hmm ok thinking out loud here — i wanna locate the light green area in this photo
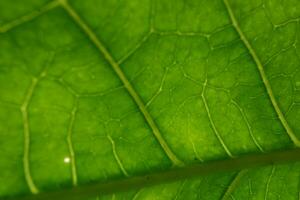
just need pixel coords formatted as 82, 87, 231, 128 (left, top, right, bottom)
0, 0, 300, 199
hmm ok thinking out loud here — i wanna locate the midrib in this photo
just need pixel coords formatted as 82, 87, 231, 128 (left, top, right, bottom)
222, 0, 300, 147
13, 148, 300, 200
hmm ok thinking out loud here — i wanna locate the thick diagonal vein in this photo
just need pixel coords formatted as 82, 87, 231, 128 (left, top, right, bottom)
58, 0, 183, 167
223, 0, 300, 147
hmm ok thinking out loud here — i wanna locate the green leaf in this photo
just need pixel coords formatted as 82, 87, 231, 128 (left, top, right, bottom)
0, 0, 300, 199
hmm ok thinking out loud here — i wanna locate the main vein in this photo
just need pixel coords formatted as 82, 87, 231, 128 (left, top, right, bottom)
222, 0, 300, 147
57, 0, 183, 167
13, 148, 300, 200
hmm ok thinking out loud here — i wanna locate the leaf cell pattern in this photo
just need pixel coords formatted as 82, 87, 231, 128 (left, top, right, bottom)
0, 0, 300, 199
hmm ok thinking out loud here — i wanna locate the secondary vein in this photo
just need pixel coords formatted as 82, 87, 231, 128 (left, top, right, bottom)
231, 100, 264, 152
20, 52, 55, 194
58, 0, 184, 167
222, 0, 300, 147
21, 78, 39, 194
264, 165, 275, 200
107, 135, 129, 177
0, 1, 59, 33
67, 98, 78, 186
201, 79, 233, 157
221, 170, 248, 200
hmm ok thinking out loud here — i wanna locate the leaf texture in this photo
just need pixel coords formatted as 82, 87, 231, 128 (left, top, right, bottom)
0, 0, 300, 199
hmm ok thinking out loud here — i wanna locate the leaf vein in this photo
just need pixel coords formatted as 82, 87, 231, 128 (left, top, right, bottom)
21, 78, 39, 194
117, 32, 152, 65
67, 98, 78, 186
13, 148, 300, 200
201, 79, 233, 157
58, 0, 184, 166
107, 135, 129, 177
221, 170, 248, 200
231, 100, 264, 152
0, 1, 58, 33
223, 0, 300, 147
20, 52, 56, 194
264, 165, 276, 200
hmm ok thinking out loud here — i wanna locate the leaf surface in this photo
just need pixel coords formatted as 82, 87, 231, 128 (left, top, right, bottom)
0, 0, 300, 199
